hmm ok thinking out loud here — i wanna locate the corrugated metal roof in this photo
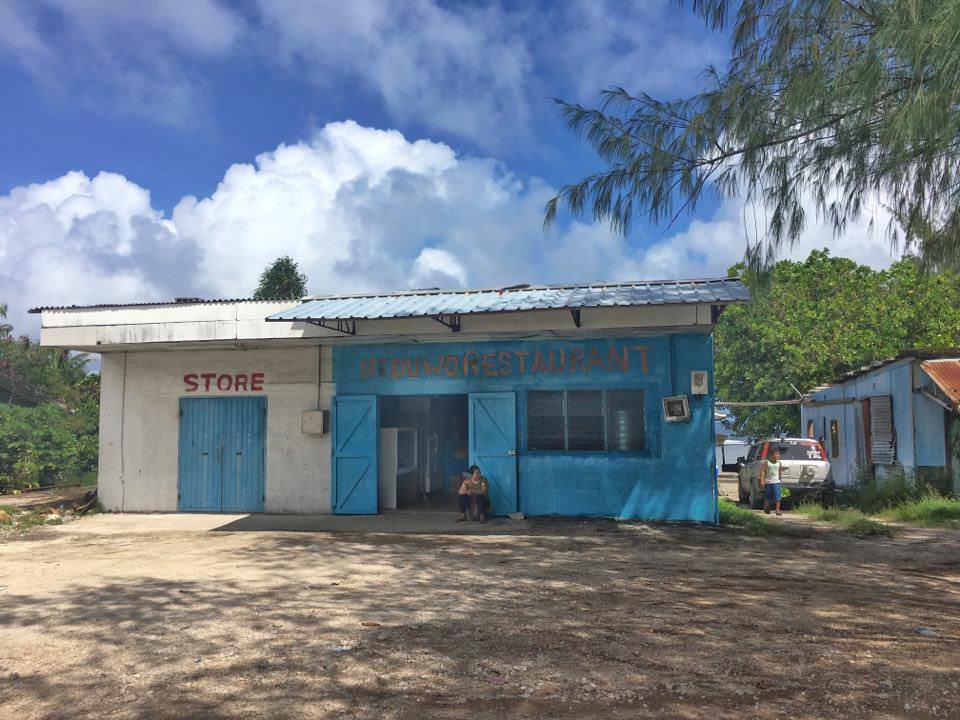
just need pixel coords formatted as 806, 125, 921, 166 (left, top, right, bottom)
922, 359, 960, 406
266, 278, 749, 322
808, 349, 960, 393
29, 298, 276, 313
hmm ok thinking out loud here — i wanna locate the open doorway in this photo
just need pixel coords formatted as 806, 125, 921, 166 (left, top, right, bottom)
378, 395, 469, 512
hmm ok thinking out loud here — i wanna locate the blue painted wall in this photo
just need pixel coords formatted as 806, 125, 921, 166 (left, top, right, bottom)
334, 333, 717, 522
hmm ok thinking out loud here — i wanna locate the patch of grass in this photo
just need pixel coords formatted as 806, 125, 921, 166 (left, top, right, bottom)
718, 499, 811, 537
878, 492, 960, 529
795, 503, 895, 537
823, 468, 960, 530
0, 506, 64, 533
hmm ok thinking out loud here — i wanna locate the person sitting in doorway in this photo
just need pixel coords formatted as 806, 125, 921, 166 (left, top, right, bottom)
456, 465, 490, 523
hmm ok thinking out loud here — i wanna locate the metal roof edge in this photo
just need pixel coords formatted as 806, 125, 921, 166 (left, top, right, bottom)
29, 298, 299, 313
921, 358, 960, 406
32, 276, 748, 316
263, 296, 748, 323
298, 276, 744, 302
804, 348, 960, 396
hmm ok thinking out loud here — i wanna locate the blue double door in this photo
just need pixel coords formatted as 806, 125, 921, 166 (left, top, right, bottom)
178, 396, 266, 513
332, 392, 518, 515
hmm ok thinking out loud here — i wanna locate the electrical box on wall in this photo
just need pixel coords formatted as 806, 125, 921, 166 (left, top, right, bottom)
690, 370, 709, 395
302, 409, 329, 435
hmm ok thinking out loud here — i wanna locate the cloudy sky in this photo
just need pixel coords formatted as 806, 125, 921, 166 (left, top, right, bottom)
0, 0, 899, 334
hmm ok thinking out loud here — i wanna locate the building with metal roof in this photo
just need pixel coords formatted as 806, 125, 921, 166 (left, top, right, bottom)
35, 276, 748, 521
801, 350, 960, 491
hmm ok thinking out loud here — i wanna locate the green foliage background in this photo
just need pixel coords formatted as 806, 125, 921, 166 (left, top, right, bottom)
0, 404, 98, 489
0, 305, 99, 491
715, 250, 960, 439
253, 256, 308, 300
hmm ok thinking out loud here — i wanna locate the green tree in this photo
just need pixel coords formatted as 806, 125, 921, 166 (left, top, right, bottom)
546, 0, 960, 270
0, 404, 98, 489
715, 250, 960, 439
253, 256, 308, 300
0, 306, 100, 490
0, 334, 92, 406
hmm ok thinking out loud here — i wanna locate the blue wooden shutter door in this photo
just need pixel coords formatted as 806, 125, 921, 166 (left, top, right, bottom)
469, 392, 518, 516
220, 396, 266, 512
178, 397, 222, 511
333, 395, 379, 514
178, 396, 265, 513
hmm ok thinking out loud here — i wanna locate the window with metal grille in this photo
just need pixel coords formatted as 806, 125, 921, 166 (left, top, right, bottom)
606, 390, 645, 452
527, 391, 565, 450
567, 390, 604, 450
527, 389, 645, 452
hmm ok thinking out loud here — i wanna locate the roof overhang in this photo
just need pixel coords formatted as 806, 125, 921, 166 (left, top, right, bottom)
265, 278, 749, 330
34, 278, 749, 352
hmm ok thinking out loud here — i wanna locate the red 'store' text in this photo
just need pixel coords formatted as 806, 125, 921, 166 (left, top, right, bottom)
184, 373, 265, 392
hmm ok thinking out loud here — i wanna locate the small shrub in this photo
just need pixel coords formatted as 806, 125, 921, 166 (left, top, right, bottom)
837, 467, 917, 513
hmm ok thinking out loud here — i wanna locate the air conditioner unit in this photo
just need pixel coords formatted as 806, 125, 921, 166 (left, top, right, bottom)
663, 394, 691, 422
690, 370, 709, 395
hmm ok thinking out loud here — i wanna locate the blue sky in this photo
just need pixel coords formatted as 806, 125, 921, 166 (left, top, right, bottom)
0, 0, 895, 334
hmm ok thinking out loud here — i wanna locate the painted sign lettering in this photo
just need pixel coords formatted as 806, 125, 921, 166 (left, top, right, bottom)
184, 372, 265, 392
357, 344, 650, 381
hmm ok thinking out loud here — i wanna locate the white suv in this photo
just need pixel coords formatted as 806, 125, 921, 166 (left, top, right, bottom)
737, 438, 834, 507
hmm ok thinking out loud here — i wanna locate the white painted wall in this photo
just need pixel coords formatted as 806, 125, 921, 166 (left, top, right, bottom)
98, 346, 331, 513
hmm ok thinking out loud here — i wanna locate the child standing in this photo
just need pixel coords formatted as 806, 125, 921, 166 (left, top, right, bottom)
759, 447, 784, 516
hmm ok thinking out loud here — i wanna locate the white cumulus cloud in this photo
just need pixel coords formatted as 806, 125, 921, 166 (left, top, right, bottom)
0, 170, 199, 333
0, 120, 898, 336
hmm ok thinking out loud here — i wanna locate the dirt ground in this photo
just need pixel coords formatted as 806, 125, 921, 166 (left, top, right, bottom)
0, 485, 90, 510
1, 512, 959, 720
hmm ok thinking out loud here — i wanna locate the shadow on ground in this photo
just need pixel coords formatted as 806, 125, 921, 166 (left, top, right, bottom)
1, 519, 959, 719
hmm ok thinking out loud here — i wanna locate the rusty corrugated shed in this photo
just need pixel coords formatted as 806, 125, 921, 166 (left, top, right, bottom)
922, 359, 960, 406
266, 277, 749, 322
